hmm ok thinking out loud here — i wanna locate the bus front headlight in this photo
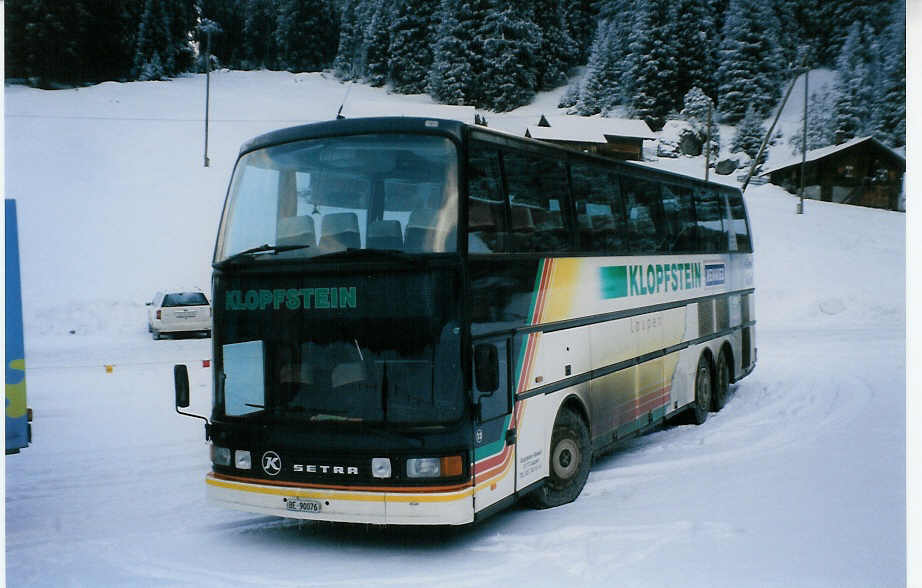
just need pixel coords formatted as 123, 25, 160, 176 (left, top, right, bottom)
406, 455, 463, 478
211, 445, 231, 466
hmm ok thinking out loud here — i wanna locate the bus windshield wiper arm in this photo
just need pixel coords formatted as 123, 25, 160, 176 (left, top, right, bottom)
217, 243, 312, 266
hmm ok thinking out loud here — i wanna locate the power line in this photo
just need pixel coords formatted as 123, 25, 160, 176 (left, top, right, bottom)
5, 113, 322, 124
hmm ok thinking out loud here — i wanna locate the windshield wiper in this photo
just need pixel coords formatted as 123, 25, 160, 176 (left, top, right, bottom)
217, 243, 312, 266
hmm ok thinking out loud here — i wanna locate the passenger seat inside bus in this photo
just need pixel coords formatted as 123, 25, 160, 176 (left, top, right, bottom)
367, 219, 403, 250
319, 212, 361, 251
277, 215, 316, 247
406, 208, 455, 252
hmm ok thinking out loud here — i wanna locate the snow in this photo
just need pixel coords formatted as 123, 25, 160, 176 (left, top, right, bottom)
761, 135, 906, 176
526, 115, 655, 142
3, 71, 908, 586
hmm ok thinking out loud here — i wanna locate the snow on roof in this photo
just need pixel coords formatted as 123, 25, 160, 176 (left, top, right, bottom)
526, 115, 656, 143
340, 100, 476, 123
761, 136, 905, 175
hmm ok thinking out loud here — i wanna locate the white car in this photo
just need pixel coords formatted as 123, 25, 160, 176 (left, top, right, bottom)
147, 291, 212, 340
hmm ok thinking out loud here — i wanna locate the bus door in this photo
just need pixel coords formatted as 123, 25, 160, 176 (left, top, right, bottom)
471, 338, 515, 513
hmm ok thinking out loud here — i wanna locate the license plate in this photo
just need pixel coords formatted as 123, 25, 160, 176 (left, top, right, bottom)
285, 497, 321, 513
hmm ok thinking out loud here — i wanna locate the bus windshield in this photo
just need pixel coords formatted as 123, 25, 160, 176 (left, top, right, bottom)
216, 134, 459, 263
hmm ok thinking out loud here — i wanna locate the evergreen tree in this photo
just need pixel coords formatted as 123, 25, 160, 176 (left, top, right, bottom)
388, 0, 436, 94
275, 0, 337, 72
715, 0, 784, 123
673, 0, 719, 101
243, 0, 278, 69
558, 81, 581, 109
626, 0, 680, 131
876, 2, 906, 148
532, 0, 578, 90
561, 0, 597, 63
479, 0, 541, 111
428, 0, 485, 105
680, 87, 720, 155
576, 19, 619, 115
788, 89, 837, 155
731, 104, 768, 164
200, 0, 248, 68
831, 22, 877, 144
363, 0, 396, 87
333, 0, 361, 79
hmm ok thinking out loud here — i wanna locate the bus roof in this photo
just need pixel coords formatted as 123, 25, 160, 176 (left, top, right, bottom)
239, 117, 742, 196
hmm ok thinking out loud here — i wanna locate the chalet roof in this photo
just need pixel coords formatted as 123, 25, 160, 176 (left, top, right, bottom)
526, 114, 656, 143
761, 136, 905, 176
340, 100, 476, 123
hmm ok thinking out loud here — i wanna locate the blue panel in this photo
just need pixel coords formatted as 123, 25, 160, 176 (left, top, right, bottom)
6, 199, 30, 452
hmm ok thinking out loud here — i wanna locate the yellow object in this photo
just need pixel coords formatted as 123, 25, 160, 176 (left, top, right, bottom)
105, 365, 114, 373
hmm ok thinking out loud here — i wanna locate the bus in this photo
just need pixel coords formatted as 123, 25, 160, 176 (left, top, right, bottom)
6, 199, 32, 455
174, 117, 756, 525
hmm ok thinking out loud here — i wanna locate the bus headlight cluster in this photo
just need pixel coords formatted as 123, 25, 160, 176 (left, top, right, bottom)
211, 446, 252, 470
406, 455, 463, 478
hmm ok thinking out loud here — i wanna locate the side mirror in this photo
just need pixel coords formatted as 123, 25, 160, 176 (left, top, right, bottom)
474, 343, 499, 394
174, 364, 190, 408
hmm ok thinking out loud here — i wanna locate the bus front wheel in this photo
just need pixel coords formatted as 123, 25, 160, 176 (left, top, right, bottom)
527, 407, 590, 509
692, 355, 712, 425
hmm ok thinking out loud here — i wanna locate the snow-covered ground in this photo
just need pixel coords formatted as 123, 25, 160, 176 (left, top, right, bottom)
4, 71, 908, 586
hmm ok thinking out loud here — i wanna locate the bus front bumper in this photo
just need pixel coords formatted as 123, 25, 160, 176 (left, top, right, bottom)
205, 473, 474, 526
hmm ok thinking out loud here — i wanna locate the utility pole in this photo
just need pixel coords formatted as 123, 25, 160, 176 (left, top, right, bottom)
798, 67, 809, 214
199, 19, 222, 168
704, 99, 712, 182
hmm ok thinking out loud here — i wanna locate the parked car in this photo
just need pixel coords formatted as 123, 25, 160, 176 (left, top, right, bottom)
147, 291, 212, 340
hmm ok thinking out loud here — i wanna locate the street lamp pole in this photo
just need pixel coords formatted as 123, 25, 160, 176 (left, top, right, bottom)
203, 28, 212, 168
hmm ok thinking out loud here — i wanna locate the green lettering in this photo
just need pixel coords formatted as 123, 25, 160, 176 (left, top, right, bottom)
244, 290, 259, 310
273, 289, 286, 310
693, 263, 701, 288
340, 287, 357, 308
330, 287, 339, 308
315, 288, 330, 309
258, 289, 273, 310
646, 265, 655, 294
286, 289, 300, 310
300, 288, 314, 309
655, 265, 664, 293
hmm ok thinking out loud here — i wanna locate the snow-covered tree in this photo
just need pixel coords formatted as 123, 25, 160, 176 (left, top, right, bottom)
532, 0, 577, 90
275, 0, 337, 72
831, 22, 879, 144
875, 2, 905, 148
626, 0, 680, 130
363, 0, 396, 87
788, 89, 837, 155
680, 87, 720, 155
428, 0, 486, 105
576, 19, 619, 115
558, 81, 580, 109
673, 0, 719, 100
479, 0, 541, 111
243, 0, 278, 69
731, 104, 768, 164
388, 0, 436, 94
561, 0, 597, 63
715, 0, 784, 123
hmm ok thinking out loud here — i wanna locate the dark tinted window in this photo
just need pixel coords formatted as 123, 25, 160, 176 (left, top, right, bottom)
726, 191, 752, 251
661, 184, 697, 252
163, 292, 209, 307
693, 188, 727, 252
621, 176, 666, 252
467, 143, 508, 253
502, 151, 571, 253
570, 162, 629, 253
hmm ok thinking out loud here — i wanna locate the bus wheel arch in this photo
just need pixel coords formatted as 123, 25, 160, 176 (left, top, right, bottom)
525, 401, 591, 509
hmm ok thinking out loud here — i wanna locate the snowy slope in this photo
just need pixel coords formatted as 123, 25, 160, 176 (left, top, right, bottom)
4, 72, 906, 587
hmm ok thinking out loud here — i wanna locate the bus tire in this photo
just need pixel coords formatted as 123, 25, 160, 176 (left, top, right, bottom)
152, 330, 161, 340
712, 349, 730, 412
692, 355, 712, 425
526, 408, 590, 509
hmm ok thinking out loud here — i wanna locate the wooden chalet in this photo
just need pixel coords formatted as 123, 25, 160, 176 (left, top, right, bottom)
761, 136, 905, 211
525, 114, 655, 161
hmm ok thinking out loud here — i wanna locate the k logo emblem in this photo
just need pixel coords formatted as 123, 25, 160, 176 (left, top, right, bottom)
261, 451, 282, 476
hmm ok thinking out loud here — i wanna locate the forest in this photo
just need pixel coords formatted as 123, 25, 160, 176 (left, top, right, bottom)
5, 0, 905, 149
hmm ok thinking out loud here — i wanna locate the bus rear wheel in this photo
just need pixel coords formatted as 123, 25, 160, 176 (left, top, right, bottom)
692, 355, 712, 425
712, 349, 730, 412
526, 407, 590, 509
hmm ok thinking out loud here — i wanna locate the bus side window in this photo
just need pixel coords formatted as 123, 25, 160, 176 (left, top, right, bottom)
467, 144, 507, 253
662, 184, 697, 252
722, 191, 738, 252
571, 163, 628, 254
621, 176, 667, 253
502, 151, 571, 253
693, 188, 726, 253
727, 191, 752, 251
